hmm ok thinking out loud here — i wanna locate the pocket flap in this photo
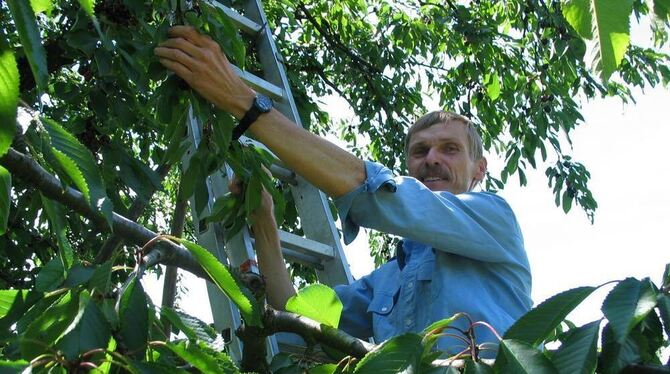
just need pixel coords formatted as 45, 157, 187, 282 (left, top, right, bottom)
367, 290, 397, 315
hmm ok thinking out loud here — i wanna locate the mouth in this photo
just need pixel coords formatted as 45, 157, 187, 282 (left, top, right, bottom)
421, 176, 448, 184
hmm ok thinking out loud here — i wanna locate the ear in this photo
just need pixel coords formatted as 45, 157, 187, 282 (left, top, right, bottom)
473, 157, 487, 183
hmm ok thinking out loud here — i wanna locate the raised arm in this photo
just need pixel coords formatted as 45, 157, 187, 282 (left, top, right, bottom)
229, 179, 295, 310
154, 26, 365, 198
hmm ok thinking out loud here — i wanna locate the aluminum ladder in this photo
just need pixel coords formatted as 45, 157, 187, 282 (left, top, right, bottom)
179, 0, 354, 361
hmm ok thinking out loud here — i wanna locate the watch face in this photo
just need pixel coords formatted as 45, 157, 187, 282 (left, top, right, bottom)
255, 94, 273, 112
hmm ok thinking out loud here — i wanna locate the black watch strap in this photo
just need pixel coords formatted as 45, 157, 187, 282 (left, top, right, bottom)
232, 94, 273, 140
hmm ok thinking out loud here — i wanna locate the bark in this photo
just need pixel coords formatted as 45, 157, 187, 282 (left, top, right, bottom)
0, 147, 208, 280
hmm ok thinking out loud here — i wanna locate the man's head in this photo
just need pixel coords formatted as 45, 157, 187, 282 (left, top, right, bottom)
404, 111, 487, 194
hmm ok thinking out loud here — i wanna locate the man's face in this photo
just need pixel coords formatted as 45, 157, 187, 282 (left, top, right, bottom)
406, 121, 486, 194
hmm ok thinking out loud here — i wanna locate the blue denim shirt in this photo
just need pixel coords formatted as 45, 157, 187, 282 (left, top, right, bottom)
333, 161, 532, 357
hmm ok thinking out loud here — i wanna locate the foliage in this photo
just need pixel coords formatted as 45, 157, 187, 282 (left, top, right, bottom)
0, 0, 669, 373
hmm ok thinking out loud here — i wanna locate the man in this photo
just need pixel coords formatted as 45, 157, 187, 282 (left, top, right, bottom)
155, 26, 532, 357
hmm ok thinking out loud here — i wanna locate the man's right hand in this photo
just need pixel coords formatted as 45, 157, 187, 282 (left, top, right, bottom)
154, 26, 255, 119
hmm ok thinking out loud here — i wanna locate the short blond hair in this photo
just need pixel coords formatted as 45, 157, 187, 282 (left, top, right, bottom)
404, 111, 483, 161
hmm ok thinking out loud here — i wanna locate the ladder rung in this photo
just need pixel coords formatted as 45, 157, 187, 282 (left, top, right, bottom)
277, 230, 334, 259
231, 65, 285, 101
206, 1, 262, 35
281, 248, 324, 270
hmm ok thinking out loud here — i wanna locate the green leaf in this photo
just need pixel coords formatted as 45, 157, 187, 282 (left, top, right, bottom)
285, 284, 342, 328
88, 259, 113, 294
653, 0, 670, 22
485, 72, 501, 100
35, 257, 65, 292
0, 37, 19, 158
117, 277, 149, 359
63, 265, 95, 288
0, 167, 10, 235
57, 292, 112, 360
30, 0, 53, 15
42, 117, 113, 228
562, 0, 593, 39
6, 0, 49, 92
22, 291, 80, 359
166, 340, 239, 374
551, 320, 600, 374
601, 277, 657, 343
463, 360, 493, 374
599, 323, 643, 374
77, 0, 96, 18
0, 290, 41, 324
0, 360, 30, 373
244, 174, 263, 221
308, 364, 338, 374
504, 286, 597, 346
591, 0, 634, 81
494, 339, 557, 373
658, 294, 670, 340
176, 238, 262, 327
354, 333, 423, 374
40, 195, 74, 268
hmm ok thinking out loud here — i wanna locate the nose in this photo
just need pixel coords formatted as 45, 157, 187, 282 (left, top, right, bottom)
424, 147, 440, 165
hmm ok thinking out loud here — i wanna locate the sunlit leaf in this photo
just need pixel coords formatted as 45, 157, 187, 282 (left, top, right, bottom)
166, 340, 240, 374
504, 286, 597, 346
485, 72, 501, 100
6, 0, 49, 92
601, 277, 657, 343
30, 0, 53, 15
0, 34, 18, 158
562, 0, 593, 39
22, 291, 79, 359
354, 333, 423, 373
590, 0, 634, 81
285, 284, 342, 328
176, 238, 262, 327
77, 0, 96, 18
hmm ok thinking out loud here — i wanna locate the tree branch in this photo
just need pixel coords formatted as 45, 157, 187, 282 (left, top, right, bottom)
0, 147, 208, 280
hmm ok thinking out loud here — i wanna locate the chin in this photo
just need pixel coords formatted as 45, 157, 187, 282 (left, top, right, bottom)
424, 180, 452, 192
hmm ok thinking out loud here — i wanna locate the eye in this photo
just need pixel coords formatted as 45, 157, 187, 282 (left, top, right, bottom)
443, 144, 459, 153
411, 146, 427, 156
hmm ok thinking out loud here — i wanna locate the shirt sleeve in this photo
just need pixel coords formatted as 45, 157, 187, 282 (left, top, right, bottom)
334, 161, 525, 264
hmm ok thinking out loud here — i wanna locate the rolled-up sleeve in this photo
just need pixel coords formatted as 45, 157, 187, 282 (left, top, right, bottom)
334, 161, 525, 265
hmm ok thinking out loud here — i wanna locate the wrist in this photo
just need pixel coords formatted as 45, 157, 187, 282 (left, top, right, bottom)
227, 89, 256, 120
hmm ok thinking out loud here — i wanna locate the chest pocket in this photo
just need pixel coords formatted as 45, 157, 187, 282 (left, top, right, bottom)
367, 285, 400, 343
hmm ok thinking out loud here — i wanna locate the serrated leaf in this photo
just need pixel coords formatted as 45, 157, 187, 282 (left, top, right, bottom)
42, 117, 113, 228
590, 0, 634, 81
562, 0, 593, 39
354, 333, 423, 374
599, 323, 642, 374
40, 195, 74, 268
6, 0, 49, 92
166, 340, 239, 374
494, 339, 557, 373
601, 277, 657, 343
0, 290, 41, 324
0, 37, 19, 158
0, 167, 10, 235
176, 238, 262, 327
551, 320, 600, 374
35, 257, 65, 292
63, 265, 95, 288
285, 284, 342, 328
30, 0, 53, 15
22, 291, 79, 359
118, 277, 148, 359
57, 292, 112, 360
77, 0, 96, 18
504, 286, 597, 346
658, 294, 670, 339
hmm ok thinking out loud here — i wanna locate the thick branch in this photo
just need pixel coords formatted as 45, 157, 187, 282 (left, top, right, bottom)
0, 147, 208, 280
94, 161, 173, 263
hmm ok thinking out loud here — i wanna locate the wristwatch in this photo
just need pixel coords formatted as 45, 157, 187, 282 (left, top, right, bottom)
232, 93, 273, 140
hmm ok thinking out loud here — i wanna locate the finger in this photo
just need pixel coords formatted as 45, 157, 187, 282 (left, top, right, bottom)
157, 58, 193, 81
228, 178, 243, 195
154, 46, 198, 71
159, 37, 204, 60
168, 25, 209, 47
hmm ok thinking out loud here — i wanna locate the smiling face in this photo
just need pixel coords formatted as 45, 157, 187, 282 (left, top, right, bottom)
406, 120, 487, 194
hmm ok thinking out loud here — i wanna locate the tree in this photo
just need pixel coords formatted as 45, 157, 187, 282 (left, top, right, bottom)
0, 0, 669, 372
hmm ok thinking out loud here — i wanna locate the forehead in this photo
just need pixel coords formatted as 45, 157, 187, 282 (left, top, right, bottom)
409, 121, 469, 147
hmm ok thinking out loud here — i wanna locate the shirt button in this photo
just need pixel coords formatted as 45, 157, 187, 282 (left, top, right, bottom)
381, 306, 388, 312
405, 319, 412, 327
407, 281, 414, 289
